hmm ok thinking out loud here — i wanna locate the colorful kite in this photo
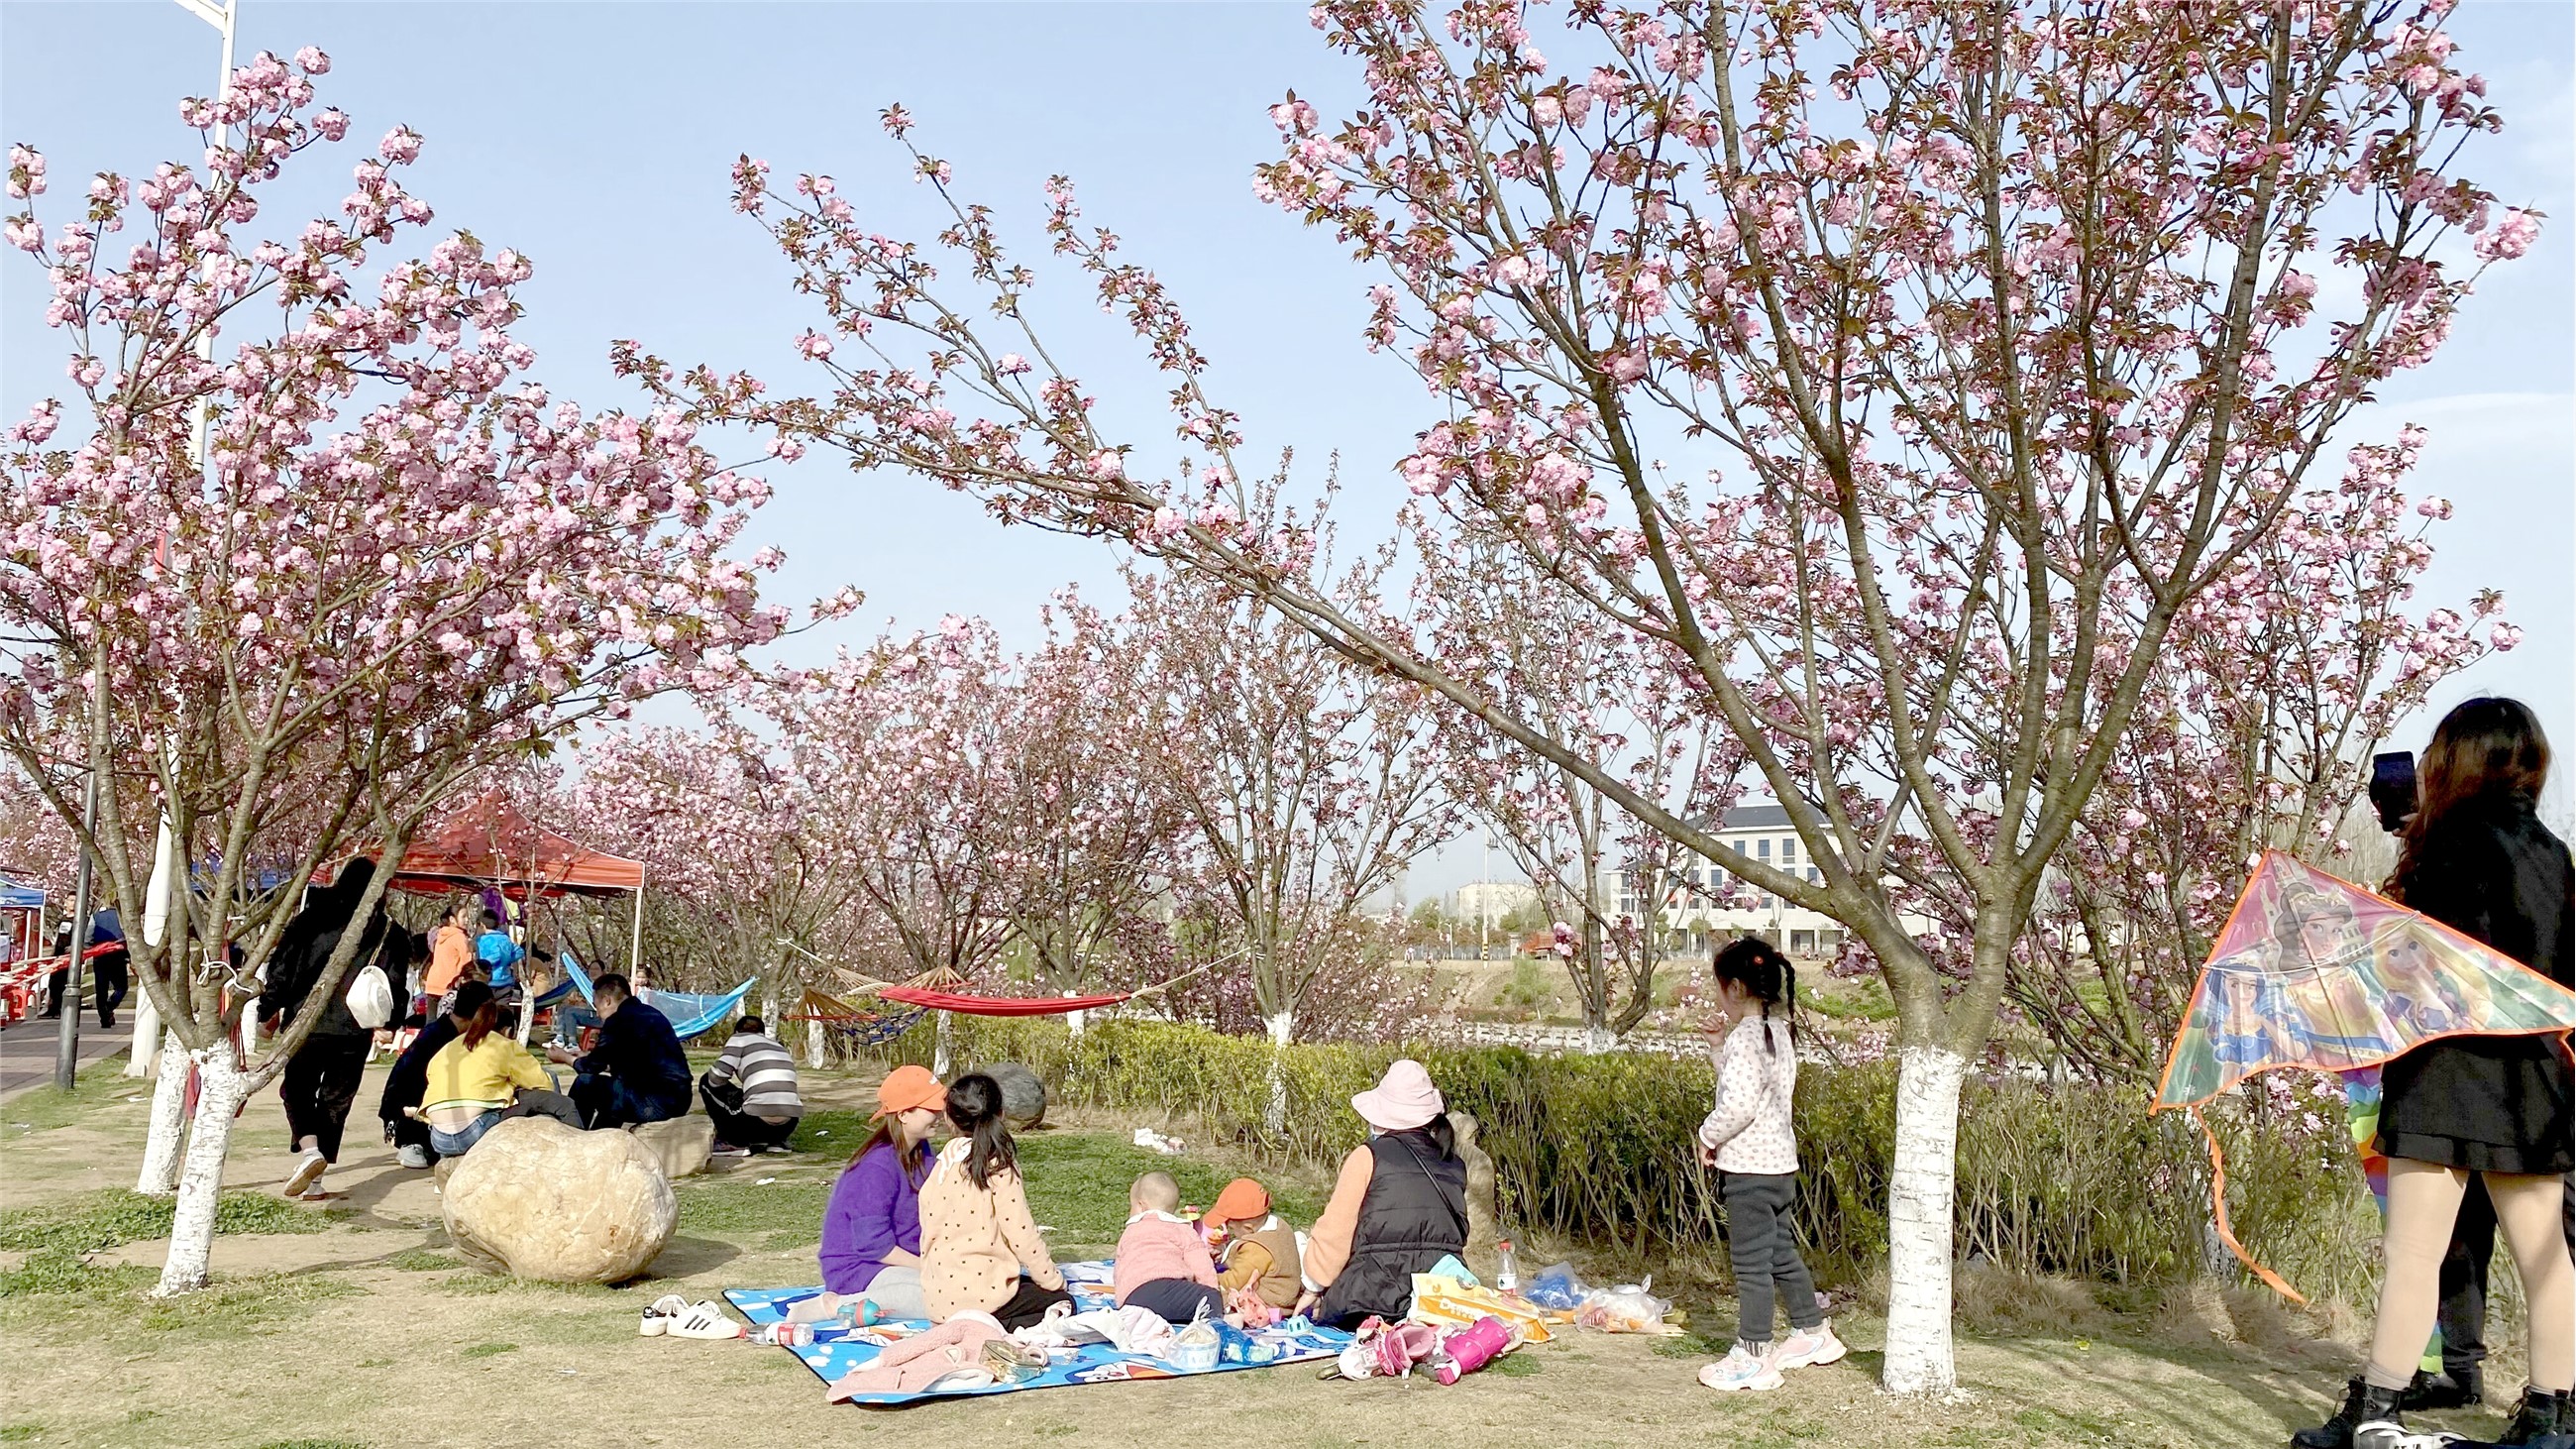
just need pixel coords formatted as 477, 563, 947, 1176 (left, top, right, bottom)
2152, 851, 2576, 1300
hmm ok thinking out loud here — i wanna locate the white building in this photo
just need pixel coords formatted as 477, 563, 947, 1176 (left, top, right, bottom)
1449, 880, 1539, 925
1617, 804, 1860, 959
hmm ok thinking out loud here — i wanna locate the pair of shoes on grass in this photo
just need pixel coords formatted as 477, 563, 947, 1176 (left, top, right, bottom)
1696, 1323, 1847, 1393
640, 1294, 743, 1340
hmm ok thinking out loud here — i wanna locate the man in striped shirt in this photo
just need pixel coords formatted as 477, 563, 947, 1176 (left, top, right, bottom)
701, 1016, 805, 1157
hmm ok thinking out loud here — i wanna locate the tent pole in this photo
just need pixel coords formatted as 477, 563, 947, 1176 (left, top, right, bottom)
629, 874, 643, 976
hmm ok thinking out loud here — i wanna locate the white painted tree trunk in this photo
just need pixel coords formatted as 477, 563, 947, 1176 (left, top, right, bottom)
128, 813, 176, 1078
136, 1032, 189, 1195
931, 1011, 953, 1077
1065, 1007, 1087, 1040
805, 1013, 828, 1070
1881, 1045, 1967, 1396
1262, 1009, 1294, 1135
157, 1049, 248, 1294
1582, 1023, 1616, 1055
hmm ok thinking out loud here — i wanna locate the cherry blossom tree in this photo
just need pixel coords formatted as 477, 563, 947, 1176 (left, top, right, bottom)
640, 0, 2524, 1392
2, 55, 786, 1291
1419, 529, 1739, 1049
988, 591, 1187, 1004
1122, 535, 1455, 1103
564, 721, 862, 1059
2012, 427, 2513, 1079
769, 619, 1021, 992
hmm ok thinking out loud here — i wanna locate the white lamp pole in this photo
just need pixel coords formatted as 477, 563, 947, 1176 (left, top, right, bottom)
168, 0, 241, 1058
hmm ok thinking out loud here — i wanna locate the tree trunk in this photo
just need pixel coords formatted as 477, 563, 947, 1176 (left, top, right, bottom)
1582, 1023, 1615, 1055
1065, 1006, 1087, 1040
157, 1048, 248, 1294
136, 1031, 189, 1196
1882, 1045, 1967, 1396
932, 1010, 953, 1077
1261, 1008, 1293, 1135
805, 1013, 828, 1070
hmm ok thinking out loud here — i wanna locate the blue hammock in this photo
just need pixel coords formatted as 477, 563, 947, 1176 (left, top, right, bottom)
549, 953, 754, 1041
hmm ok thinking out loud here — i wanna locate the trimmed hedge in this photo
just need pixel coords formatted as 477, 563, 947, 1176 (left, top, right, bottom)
876, 1016, 2375, 1300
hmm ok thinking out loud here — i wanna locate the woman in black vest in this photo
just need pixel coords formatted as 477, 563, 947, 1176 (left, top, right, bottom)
1298, 1059, 1467, 1329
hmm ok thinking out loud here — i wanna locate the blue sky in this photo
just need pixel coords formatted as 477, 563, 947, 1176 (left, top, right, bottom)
5, 2, 2569, 897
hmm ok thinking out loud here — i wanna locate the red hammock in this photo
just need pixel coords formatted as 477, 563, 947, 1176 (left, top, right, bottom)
877, 985, 1132, 1017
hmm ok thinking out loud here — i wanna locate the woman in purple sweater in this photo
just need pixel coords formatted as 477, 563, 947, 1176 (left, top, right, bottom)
808, 1065, 945, 1323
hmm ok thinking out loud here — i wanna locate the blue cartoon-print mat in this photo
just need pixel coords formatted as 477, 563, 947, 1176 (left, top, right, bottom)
726, 1260, 1351, 1405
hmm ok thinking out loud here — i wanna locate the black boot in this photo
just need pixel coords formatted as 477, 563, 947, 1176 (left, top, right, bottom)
2499, 1386, 2574, 1446
2401, 1363, 2483, 1410
2292, 1378, 2404, 1449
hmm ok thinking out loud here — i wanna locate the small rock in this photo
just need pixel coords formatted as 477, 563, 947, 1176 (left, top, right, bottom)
630, 1115, 714, 1179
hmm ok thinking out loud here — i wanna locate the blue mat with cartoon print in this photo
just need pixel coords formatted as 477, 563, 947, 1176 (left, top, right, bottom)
726, 1261, 1351, 1405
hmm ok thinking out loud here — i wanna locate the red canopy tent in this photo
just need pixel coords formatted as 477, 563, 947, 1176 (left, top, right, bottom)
382, 791, 647, 971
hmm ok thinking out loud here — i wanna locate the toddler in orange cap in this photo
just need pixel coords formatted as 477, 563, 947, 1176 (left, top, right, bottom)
1209, 1176, 1303, 1320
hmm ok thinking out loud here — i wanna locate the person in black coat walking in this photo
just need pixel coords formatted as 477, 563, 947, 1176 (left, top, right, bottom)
2297, 698, 2575, 1449
261, 859, 392, 1200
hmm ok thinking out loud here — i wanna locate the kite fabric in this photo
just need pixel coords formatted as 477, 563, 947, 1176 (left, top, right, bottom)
2151, 850, 2576, 1301
876, 985, 1133, 1017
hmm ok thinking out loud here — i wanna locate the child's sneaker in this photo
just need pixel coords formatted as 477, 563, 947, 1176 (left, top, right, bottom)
1773, 1323, 1846, 1370
1696, 1344, 1784, 1393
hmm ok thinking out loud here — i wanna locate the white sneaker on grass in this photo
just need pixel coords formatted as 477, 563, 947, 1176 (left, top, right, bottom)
1696, 1344, 1784, 1393
1773, 1323, 1846, 1370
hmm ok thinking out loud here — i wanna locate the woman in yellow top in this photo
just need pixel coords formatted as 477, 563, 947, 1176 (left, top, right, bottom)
915, 1072, 1069, 1328
419, 983, 581, 1156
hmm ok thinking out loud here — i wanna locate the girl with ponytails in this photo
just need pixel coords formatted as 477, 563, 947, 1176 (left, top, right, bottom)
1693, 936, 1843, 1393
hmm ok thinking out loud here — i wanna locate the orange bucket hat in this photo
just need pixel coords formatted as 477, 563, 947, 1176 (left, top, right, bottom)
871, 1063, 948, 1119
1210, 1176, 1269, 1224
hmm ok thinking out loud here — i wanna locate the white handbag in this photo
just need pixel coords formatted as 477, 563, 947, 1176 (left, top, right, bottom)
344, 962, 395, 1030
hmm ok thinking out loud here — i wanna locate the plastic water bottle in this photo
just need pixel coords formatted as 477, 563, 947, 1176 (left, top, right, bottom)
1495, 1239, 1519, 1296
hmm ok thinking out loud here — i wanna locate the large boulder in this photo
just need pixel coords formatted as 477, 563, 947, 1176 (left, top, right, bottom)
632, 1115, 715, 1178
969, 1061, 1048, 1129
441, 1117, 676, 1283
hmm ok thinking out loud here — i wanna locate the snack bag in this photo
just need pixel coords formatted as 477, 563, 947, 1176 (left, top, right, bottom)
1409, 1274, 1562, 1344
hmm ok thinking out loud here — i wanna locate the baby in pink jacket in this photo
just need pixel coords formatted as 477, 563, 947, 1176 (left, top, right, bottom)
1112, 1171, 1222, 1326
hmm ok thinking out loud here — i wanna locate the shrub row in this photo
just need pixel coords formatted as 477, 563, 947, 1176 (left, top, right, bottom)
872, 1016, 2376, 1301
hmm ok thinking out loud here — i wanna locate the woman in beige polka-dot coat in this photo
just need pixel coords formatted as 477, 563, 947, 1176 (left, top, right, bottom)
916, 1071, 1070, 1329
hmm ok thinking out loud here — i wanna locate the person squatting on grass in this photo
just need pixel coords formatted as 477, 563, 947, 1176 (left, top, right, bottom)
2296, 698, 2575, 1449
917, 1071, 1072, 1330
1692, 937, 1846, 1393
1114, 1170, 1224, 1326
798, 1064, 947, 1326
700, 1015, 805, 1157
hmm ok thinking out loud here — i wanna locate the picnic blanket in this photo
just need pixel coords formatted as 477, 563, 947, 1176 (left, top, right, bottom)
726, 1261, 1351, 1405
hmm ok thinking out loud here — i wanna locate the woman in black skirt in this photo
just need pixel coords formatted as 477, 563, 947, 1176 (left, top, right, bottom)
2297, 698, 2573, 1448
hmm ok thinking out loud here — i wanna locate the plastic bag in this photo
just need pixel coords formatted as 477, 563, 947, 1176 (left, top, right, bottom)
1525, 1260, 1586, 1311
1574, 1277, 1676, 1334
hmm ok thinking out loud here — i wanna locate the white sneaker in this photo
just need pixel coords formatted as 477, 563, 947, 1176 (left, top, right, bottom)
1696, 1344, 1784, 1393
396, 1144, 432, 1170
1773, 1323, 1846, 1370
282, 1149, 327, 1198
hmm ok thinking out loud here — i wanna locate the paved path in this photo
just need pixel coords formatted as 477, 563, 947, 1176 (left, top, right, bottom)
0, 1018, 127, 1101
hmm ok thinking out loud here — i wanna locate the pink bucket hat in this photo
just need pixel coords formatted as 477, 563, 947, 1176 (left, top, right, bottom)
1351, 1059, 1444, 1133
